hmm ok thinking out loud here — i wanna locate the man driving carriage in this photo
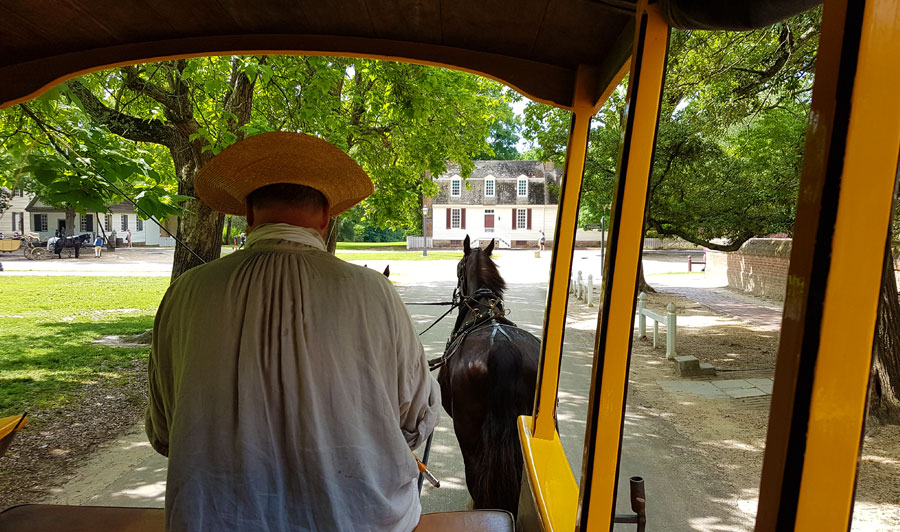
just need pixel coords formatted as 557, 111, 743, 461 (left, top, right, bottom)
146, 132, 440, 532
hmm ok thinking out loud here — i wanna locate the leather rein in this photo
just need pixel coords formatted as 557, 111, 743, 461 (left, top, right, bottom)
422, 255, 514, 371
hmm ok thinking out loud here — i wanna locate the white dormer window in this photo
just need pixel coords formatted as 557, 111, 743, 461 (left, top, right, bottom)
517, 177, 528, 197
451, 177, 461, 197
485, 177, 495, 197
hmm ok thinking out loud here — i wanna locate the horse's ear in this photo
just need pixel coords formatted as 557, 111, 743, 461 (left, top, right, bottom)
383, 265, 390, 278
463, 235, 471, 255
485, 238, 495, 256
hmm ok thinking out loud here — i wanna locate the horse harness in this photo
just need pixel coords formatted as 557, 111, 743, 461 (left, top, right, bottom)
427, 255, 517, 371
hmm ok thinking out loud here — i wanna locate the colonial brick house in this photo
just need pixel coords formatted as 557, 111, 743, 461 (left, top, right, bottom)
429, 161, 560, 248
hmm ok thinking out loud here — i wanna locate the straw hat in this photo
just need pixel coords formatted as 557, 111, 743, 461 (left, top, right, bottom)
194, 132, 373, 216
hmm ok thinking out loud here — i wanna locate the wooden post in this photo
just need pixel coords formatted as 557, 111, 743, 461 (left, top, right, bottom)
637, 291, 646, 339
666, 303, 676, 360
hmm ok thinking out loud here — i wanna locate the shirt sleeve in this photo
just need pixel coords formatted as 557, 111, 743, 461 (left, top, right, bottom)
145, 294, 171, 457
389, 283, 441, 450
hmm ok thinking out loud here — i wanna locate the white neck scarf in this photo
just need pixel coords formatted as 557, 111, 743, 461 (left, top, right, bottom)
245, 223, 326, 251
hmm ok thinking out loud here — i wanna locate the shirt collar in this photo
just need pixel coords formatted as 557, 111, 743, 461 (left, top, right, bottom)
245, 223, 326, 251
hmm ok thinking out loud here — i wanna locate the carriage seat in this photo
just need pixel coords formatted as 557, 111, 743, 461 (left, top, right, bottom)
0, 504, 515, 532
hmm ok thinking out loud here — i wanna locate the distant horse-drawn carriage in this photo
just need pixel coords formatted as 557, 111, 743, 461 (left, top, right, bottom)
46, 234, 92, 259
0, 233, 46, 260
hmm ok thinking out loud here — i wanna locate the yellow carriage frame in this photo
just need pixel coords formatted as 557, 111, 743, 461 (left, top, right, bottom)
1, 1, 898, 530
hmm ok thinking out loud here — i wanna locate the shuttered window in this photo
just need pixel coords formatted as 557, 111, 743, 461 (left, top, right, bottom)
80, 214, 93, 232
34, 214, 48, 232
451, 208, 461, 229
513, 208, 533, 230
11, 212, 23, 232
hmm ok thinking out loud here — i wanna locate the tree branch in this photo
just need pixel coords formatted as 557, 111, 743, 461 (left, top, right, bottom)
122, 66, 182, 111
66, 80, 174, 146
647, 217, 753, 252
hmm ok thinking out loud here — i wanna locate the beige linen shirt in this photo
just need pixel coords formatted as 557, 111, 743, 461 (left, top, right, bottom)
146, 224, 440, 532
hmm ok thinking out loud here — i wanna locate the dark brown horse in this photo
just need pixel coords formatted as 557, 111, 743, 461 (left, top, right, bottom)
435, 235, 540, 513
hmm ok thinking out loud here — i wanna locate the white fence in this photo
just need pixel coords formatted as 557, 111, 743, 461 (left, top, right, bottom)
571, 270, 596, 307
636, 291, 677, 359
406, 236, 433, 249
643, 237, 702, 250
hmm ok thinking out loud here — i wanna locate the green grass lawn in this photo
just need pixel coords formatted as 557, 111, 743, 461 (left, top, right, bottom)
0, 277, 169, 417
336, 241, 407, 250
336, 251, 465, 261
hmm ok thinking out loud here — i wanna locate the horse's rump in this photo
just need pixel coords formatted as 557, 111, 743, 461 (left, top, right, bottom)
441, 322, 539, 513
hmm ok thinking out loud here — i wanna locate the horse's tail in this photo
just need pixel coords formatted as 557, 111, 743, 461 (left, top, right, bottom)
470, 336, 536, 513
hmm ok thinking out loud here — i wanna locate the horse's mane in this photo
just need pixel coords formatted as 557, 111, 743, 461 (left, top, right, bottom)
472, 249, 506, 296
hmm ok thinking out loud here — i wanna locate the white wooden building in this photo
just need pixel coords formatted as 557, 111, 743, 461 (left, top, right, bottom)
430, 161, 560, 248
1, 189, 175, 246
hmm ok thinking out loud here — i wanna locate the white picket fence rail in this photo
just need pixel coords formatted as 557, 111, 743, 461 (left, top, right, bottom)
636, 291, 677, 359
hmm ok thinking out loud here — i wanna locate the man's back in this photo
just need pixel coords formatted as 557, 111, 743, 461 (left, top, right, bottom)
147, 227, 440, 531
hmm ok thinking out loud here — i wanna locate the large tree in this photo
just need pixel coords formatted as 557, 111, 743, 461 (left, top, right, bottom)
522, 8, 900, 423
3, 56, 512, 278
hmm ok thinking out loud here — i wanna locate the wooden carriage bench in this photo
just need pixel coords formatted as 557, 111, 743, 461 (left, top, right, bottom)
0, 505, 515, 531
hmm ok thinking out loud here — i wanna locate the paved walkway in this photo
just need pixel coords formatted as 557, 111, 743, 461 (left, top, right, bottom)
659, 285, 783, 331
658, 378, 774, 399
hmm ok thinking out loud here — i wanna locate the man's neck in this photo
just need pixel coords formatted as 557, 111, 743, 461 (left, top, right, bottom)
249, 212, 328, 239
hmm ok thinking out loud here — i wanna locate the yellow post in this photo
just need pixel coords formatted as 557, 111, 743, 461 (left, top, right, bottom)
756, 0, 900, 530
576, 2, 669, 530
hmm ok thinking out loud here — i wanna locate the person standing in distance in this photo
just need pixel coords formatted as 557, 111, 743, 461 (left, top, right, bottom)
145, 132, 440, 532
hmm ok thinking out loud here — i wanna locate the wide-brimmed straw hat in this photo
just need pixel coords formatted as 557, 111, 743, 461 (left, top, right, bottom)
195, 131, 373, 216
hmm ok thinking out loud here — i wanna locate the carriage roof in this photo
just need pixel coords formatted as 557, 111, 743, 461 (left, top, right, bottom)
0, 1, 817, 111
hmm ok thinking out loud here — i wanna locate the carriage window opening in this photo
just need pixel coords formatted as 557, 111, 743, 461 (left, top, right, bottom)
516, 209, 527, 229
451, 178, 461, 197
451, 208, 462, 229
137, 218, 143, 231
121, 215, 128, 231
517, 178, 528, 197
485, 178, 495, 197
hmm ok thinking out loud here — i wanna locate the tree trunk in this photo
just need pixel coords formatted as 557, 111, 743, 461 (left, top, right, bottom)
64, 205, 76, 236
224, 216, 232, 245
96, 212, 108, 242
168, 136, 222, 281
871, 240, 900, 424
637, 258, 655, 294
325, 216, 339, 254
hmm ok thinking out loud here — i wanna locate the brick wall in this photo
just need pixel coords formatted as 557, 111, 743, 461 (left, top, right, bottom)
706, 239, 792, 301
